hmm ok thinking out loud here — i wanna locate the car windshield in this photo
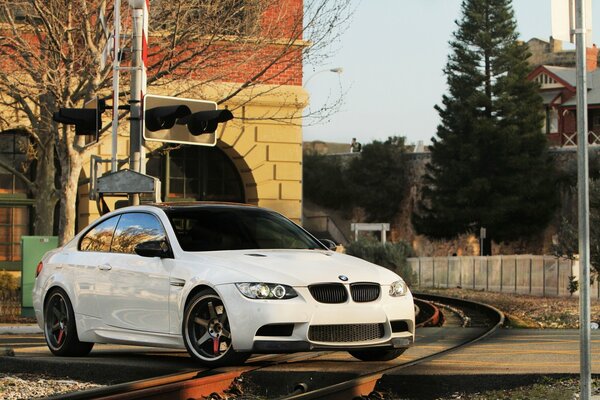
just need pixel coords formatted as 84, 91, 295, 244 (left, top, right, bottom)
165, 207, 325, 252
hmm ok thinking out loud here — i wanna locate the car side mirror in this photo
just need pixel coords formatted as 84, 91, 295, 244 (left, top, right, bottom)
319, 239, 338, 251
134, 240, 173, 258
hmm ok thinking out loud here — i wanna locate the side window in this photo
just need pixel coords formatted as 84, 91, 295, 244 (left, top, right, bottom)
79, 216, 120, 252
112, 213, 167, 254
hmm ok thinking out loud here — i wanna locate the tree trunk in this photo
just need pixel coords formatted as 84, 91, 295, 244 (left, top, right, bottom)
32, 138, 58, 236
58, 153, 83, 245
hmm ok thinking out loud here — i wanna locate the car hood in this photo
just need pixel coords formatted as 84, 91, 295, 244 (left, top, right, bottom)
181, 249, 402, 286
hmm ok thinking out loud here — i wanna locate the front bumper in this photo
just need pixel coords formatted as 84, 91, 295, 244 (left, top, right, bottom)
216, 284, 415, 353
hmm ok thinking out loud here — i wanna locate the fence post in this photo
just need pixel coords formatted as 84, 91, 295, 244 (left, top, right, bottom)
556, 258, 560, 296
418, 258, 422, 288
459, 257, 463, 288
472, 257, 476, 289
529, 258, 533, 294
514, 257, 518, 293
543, 259, 546, 297
486, 257, 489, 291
446, 257, 450, 288
500, 256, 504, 292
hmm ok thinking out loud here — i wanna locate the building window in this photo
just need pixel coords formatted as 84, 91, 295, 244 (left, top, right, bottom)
544, 107, 558, 134
0, 131, 34, 267
0, 206, 29, 262
147, 145, 244, 203
150, 0, 260, 35
0, 3, 42, 24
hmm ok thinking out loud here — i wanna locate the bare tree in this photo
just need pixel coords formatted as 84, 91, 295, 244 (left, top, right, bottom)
0, 0, 352, 243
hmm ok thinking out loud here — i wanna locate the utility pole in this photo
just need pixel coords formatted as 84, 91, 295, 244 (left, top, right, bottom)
128, 0, 148, 205
575, 0, 591, 398
110, 0, 122, 173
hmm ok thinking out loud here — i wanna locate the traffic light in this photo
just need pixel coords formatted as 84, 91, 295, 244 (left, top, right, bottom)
144, 95, 233, 146
53, 98, 106, 138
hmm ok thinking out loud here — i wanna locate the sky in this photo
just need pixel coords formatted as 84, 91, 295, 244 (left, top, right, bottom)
302, 0, 600, 146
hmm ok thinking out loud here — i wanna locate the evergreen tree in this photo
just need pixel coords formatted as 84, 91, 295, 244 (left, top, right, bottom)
347, 136, 408, 222
414, 0, 557, 243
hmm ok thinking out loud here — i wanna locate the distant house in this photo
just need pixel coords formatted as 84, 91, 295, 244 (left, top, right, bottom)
527, 37, 600, 147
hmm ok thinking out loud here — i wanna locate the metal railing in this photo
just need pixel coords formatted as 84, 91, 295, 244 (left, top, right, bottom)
561, 130, 600, 147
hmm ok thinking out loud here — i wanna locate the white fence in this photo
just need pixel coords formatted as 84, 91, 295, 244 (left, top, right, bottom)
407, 255, 590, 297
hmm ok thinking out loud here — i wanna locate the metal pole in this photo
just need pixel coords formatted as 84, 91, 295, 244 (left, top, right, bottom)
111, 0, 122, 173
129, 6, 144, 205
575, 0, 592, 397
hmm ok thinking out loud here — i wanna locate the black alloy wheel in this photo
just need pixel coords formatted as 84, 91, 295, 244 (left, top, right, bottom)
183, 289, 249, 366
43, 288, 93, 356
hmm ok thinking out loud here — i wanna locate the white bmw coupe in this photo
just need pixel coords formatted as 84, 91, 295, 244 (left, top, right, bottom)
33, 203, 415, 366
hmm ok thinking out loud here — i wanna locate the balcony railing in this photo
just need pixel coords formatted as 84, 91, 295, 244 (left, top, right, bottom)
561, 131, 600, 147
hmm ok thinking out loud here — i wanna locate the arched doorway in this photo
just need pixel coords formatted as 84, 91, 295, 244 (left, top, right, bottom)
147, 145, 244, 203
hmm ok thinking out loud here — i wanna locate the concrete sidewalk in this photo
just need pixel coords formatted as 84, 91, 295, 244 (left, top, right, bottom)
0, 324, 42, 335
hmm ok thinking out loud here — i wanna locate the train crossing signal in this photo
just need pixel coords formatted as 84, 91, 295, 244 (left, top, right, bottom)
143, 95, 233, 146
53, 98, 106, 139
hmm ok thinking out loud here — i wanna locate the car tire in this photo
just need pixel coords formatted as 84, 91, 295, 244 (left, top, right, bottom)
43, 288, 94, 357
348, 348, 406, 362
183, 289, 249, 367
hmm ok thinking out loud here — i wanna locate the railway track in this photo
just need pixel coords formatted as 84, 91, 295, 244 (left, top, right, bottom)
50, 293, 504, 400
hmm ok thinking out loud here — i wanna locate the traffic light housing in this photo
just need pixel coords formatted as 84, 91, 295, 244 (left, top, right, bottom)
144, 95, 233, 146
53, 98, 106, 138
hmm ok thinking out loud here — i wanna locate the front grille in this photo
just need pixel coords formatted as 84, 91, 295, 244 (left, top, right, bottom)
309, 283, 348, 304
350, 283, 380, 302
309, 323, 385, 343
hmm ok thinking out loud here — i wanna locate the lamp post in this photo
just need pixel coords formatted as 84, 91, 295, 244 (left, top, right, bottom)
303, 67, 344, 87
301, 67, 343, 227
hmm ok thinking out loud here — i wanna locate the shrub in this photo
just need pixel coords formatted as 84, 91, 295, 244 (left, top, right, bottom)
345, 238, 416, 285
0, 270, 18, 291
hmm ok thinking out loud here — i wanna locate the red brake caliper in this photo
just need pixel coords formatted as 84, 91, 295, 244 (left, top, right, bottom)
57, 328, 64, 345
213, 337, 220, 355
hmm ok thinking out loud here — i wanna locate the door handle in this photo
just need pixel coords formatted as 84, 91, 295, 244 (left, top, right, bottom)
98, 264, 112, 271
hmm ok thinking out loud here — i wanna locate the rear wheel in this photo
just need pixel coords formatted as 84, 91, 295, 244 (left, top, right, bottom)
44, 288, 94, 356
183, 289, 249, 366
349, 348, 406, 362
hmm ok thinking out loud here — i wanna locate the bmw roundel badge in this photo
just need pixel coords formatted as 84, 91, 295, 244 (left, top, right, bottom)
338, 275, 349, 282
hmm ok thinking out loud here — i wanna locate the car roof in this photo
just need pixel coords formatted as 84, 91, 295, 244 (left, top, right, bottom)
150, 201, 254, 208
148, 201, 258, 212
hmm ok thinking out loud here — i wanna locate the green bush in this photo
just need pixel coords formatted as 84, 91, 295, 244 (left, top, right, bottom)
0, 270, 18, 291
345, 238, 416, 285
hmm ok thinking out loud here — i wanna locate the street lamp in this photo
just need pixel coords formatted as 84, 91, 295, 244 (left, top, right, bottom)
303, 67, 344, 87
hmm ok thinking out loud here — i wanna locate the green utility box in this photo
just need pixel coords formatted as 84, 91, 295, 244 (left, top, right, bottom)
21, 236, 58, 318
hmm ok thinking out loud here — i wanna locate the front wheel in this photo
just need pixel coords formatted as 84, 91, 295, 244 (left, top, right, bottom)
349, 348, 406, 362
43, 288, 94, 357
183, 289, 249, 367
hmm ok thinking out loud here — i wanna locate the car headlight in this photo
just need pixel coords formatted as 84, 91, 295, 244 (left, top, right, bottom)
236, 283, 298, 299
389, 280, 408, 297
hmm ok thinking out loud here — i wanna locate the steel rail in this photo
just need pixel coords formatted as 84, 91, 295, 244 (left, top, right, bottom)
51, 350, 334, 400
51, 293, 503, 400
278, 293, 504, 400
414, 298, 443, 327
